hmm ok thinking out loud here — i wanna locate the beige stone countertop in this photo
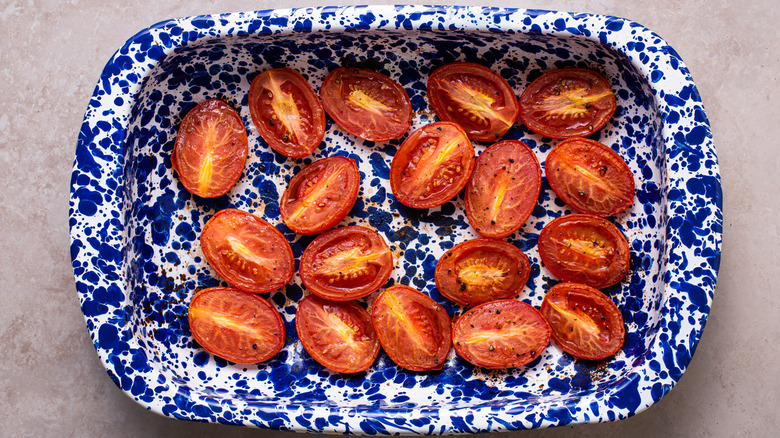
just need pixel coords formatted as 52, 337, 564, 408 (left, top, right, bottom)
2, 0, 776, 436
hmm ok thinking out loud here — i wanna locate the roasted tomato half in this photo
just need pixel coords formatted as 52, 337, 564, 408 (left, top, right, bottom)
295, 295, 380, 373
435, 238, 531, 307
540, 282, 625, 360
372, 285, 452, 371
279, 156, 360, 235
299, 226, 393, 301
465, 140, 541, 238
172, 99, 248, 198
519, 68, 616, 139
320, 67, 413, 142
452, 300, 551, 369
545, 137, 634, 217
427, 62, 519, 142
200, 209, 295, 293
537, 214, 630, 289
188, 287, 285, 364
248, 67, 326, 158
389, 121, 475, 209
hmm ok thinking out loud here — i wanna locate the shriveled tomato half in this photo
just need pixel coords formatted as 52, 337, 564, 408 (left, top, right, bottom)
320, 67, 412, 142
537, 214, 630, 289
453, 300, 551, 369
248, 67, 326, 158
371, 284, 452, 371
295, 295, 380, 373
300, 226, 393, 301
280, 156, 360, 235
172, 99, 248, 198
188, 287, 285, 364
545, 137, 634, 217
427, 62, 519, 142
465, 140, 541, 238
541, 282, 625, 360
519, 68, 616, 139
435, 238, 531, 307
201, 209, 295, 293
389, 121, 475, 209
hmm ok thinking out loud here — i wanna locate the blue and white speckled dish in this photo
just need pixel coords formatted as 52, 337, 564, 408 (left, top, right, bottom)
69, 5, 721, 434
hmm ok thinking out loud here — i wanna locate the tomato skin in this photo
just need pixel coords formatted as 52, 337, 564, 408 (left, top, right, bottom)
537, 214, 630, 289
545, 137, 634, 217
320, 68, 412, 142
371, 285, 452, 371
540, 282, 625, 360
389, 121, 475, 209
427, 62, 519, 142
248, 67, 326, 158
279, 156, 360, 235
519, 68, 616, 139
200, 209, 295, 293
188, 287, 285, 364
452, 300, 551, 369
465, 140, 541, 238
172, 99, 248, 198
299, 226, 393, 301
295, 295, 380, 373
435, 238, 531, 307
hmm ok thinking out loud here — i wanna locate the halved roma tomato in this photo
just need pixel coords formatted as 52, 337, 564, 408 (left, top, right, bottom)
435, 238, 531, 307
279, 156, 360, 235
295, 295, 380, 373
540, 282, 625, 360
537, 214, 630, 289
172, 99, 248, 198
371, 284, 452, 371
248, 67, 326, 158
519, 68, 616, 139
452, 300, 551, 369
464, 140, 541, 238
427, 62, 519, 142
389, 121, 475, 209
545, 137, 635, 217
320, 67, 412, 142
200, 209, 295, 293
188, 287, 285, 364
299, 226, 393, 301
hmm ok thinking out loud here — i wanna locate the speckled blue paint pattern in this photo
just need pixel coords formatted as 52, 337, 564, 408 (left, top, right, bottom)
69, 5, 720, 435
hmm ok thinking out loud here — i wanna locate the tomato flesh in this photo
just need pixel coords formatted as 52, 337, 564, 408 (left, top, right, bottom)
172, 99, 248, 198
200, 209, 295, 293
435, 238, 531, 307
188, 287, 285, 364
295, 295, 380, 373
465, 140, 541, 238
540, 282, 625, 360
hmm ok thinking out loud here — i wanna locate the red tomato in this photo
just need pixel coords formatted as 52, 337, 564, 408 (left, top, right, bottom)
188, 287, 285, 364
435, 238, 531, 307
464, 140, 541, 238
248, 67, 326, 158
295, 295, 380, 373
371, 284, 452, 371
171, 99, 248, 198
279, 156, 360, 235
545, 137, 635, 217
299, 226, 393, 301
427, 62, 519, 142
320, 67, 413, 141
540, 282, 625, 360
389, 121, 475, 209
537, 214, 630, 289
200, 209, 295, 293
518, 68, 616, 139
452, 300, 551, 369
